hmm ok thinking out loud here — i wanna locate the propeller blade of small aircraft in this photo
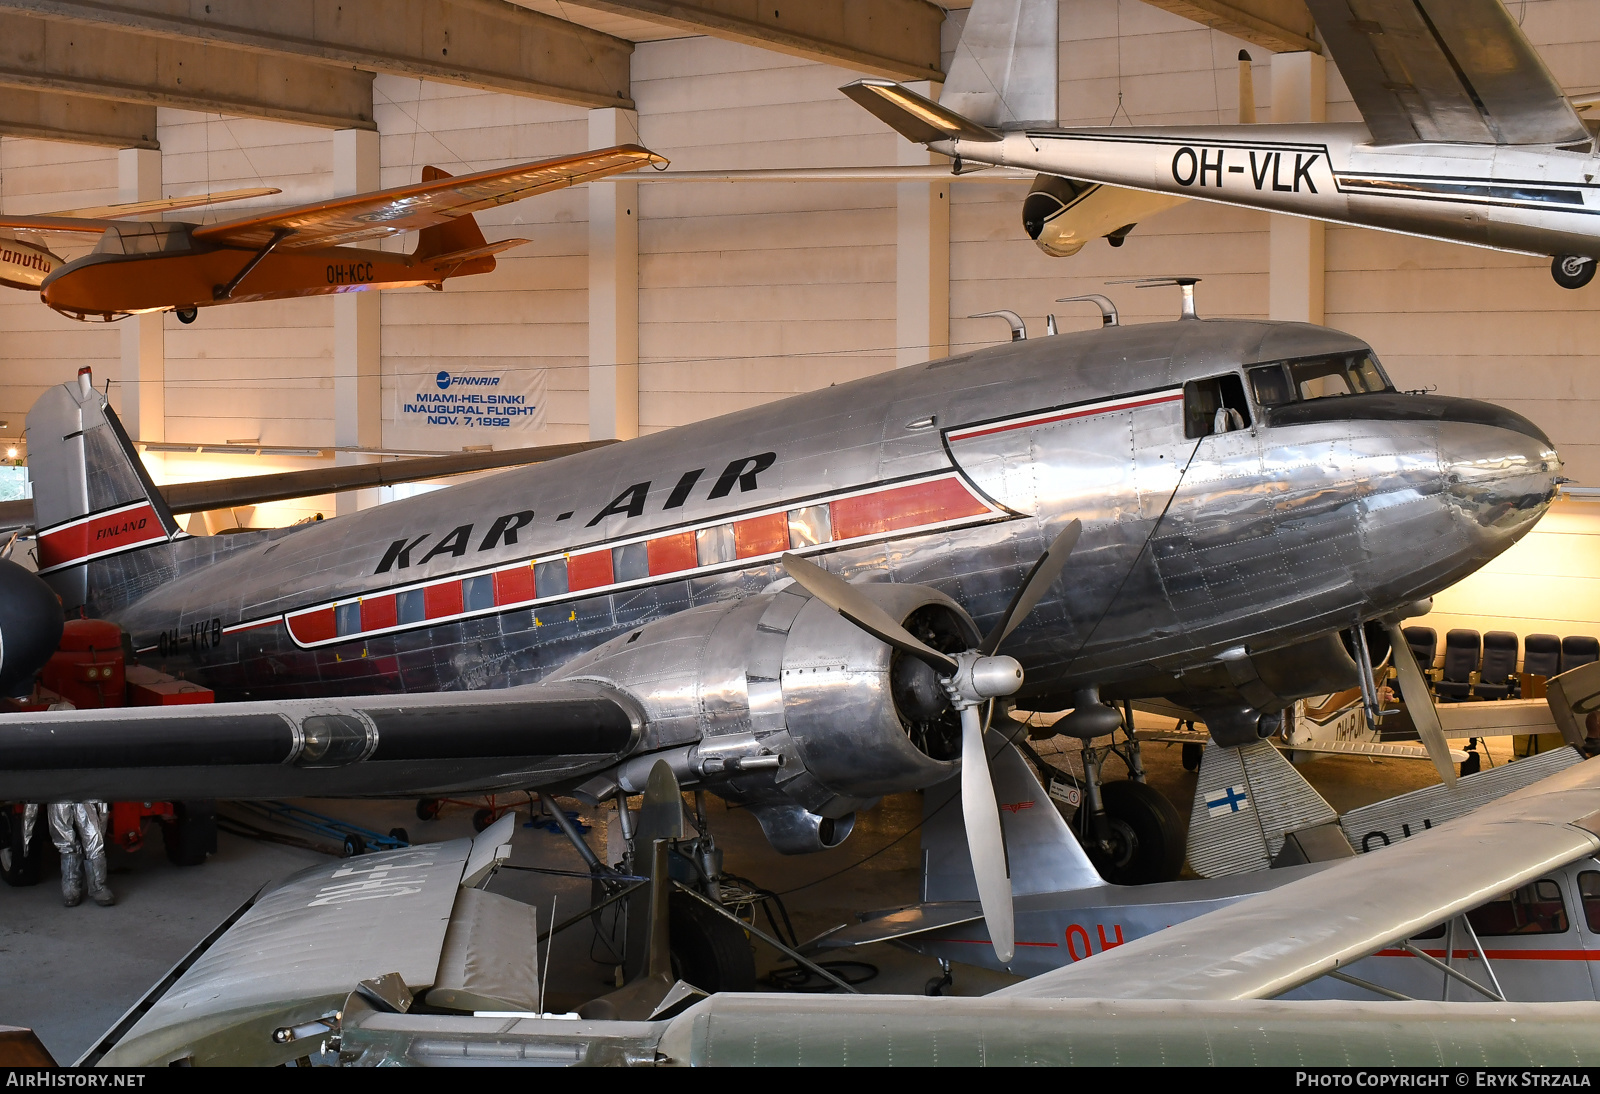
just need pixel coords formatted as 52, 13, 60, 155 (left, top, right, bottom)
780, 553, 958, 674
980, 519, 1082, 656
960, 704, 1015, 963
1384, 622, 1458, 788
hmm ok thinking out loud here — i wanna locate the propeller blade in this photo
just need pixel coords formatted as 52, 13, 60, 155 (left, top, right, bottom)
1383, 622, 1458, 788
960, 704, 1014, 963
979, 519, 1083, 656
781, 553, 959, 674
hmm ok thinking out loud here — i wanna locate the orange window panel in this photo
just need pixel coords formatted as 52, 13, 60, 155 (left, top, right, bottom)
831, 479, 987, 540
360, 594, 397, 632
567, 550, 614, 592
734, 512, 789, 558
289, 608, 335, 645
424, 582, 463, 619
648, 532, 698, 575
494, 565, 535, 605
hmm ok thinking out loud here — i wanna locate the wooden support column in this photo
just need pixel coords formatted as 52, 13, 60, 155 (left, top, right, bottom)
588, 106, 639, 441
1269, 51, 1325, 324
332, 127, 381, 516
117, 146, 162, 442
897, 80, 949, 368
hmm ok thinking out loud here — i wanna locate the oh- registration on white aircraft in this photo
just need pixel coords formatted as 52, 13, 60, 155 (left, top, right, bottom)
847, 0, 1600, 288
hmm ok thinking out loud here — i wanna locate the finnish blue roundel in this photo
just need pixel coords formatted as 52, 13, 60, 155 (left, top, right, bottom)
435, 371, 451, 390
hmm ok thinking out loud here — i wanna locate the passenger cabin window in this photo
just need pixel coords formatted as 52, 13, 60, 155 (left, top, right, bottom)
1183, 374, 1251, 438
1248, 352, 1392, 408
1468, 879, 1569, 936
1578, 871, 1600, 932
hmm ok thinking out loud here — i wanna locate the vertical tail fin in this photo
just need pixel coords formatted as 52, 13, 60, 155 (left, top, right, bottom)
26, 368, 183, 614
1186, 739, 1344, 878
941, 0, 1058, 129
412, 165, 490, 262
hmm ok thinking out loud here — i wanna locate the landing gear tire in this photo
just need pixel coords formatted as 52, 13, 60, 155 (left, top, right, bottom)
415, 798, 441, 821
1078, 780, 1184, 885
1181, 742, 1203, 771
471, 808, 495, 832
175, 306, 198, 324
1552, 255, 1596, 290
0, 809, 45, 886
160, 800, 216, 867
667, 891, 756, 993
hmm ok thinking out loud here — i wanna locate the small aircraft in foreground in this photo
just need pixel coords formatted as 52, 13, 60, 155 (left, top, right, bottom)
0, 281, 1560, 967
849, 0, 1600, 288
75, 743, 1600, 1066
0, 146, 663, 323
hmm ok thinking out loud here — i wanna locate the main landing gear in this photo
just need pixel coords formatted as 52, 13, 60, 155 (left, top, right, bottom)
1552, 255, 1596, 290
1030, 701, 1185, 885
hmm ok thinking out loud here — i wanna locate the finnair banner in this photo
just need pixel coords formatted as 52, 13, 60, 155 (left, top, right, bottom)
388, 364, 547, 449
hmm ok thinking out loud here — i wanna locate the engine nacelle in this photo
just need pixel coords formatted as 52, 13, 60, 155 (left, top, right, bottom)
553, 579, 977, 848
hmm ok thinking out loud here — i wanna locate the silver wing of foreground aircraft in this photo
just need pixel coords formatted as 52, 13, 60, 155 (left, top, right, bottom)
846, 0, 1600, 288
81, 753, 1600, 1066
0, 289, 1561, 964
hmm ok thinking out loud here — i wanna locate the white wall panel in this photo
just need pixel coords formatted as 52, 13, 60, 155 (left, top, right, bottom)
633, 36, 899, 434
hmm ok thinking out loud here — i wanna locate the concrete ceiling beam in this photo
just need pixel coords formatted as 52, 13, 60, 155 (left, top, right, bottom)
0, 87, 157, 148
0, 0, 634, 110
558, 0, 945, 82
0, 12, 377, 129
1138, 0, 1320, 54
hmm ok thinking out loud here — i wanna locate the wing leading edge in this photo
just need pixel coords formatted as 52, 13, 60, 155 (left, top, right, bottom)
998, 752, 1600, 1002
197, 145, 667, 251
0, 681, 643, 802
1307, 0, 1589, 146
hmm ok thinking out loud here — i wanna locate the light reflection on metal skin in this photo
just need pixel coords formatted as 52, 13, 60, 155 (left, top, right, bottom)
93, 317, 1560, 827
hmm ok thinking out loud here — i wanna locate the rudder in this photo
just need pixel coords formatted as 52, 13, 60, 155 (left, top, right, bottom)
27, 367, 183, 615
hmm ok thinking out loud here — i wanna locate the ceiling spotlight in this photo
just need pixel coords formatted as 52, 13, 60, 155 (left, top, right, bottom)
5, 448, 17, 459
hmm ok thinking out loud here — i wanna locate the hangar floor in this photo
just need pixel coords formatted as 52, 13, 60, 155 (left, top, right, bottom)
0, 726, 1516, 1064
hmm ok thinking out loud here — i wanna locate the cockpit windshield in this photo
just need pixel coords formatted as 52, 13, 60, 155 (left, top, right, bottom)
1248, 351, 1392, 408
92, 223, 194, 257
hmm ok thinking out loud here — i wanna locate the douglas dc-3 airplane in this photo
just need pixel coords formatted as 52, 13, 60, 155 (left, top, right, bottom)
0, 287, 1560, 962
0, 146, 662, 324
848, 0, 1600, 288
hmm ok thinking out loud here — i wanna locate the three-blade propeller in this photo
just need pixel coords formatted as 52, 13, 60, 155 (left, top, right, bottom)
781, 519, 1083, 963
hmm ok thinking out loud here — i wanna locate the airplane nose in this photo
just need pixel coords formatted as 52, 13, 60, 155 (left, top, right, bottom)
1438, 399, 1561, 543
0, 559, 63, 696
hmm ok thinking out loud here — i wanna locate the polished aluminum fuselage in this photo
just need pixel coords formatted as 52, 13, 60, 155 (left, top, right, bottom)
109, 318, 1558, 751
937, 124, 1600, 261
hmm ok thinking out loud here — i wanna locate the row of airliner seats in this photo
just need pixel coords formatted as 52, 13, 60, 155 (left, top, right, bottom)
1402, 628, 1598, 702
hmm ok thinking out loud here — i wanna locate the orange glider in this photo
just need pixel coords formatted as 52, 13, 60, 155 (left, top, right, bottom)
1, 145, 665, 323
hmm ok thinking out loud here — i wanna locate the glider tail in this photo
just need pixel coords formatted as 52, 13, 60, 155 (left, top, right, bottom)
25, 368, 185, 616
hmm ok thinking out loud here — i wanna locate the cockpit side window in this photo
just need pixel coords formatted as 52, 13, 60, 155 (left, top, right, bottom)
1249, 351, 1393, 409
1184, 374, 1251, 438
92, 223, 193, 257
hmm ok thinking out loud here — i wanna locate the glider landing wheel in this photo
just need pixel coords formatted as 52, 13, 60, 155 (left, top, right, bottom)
0, 809, 45, 887
1552, 255, 1596, 290
1080, 780, 1184, 885
175, 306, 198, 324
667, 891, 756, 993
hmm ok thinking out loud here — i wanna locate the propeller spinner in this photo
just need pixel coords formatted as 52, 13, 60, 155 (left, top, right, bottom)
780, 519, 1083, 963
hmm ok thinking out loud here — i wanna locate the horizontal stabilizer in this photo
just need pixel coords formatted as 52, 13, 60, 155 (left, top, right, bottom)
423, 238, 531, 266
841, 80, 1002, 145
814, 902, 984, 951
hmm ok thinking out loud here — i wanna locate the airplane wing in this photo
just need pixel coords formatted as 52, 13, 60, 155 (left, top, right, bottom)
0, 438, 616, 532
998, 754, 1600, 1001
0, 188, 283, 234
0, 681, 643, 802
194, 145, 666, 251
630, 165, 1033, 182
1305, 0, 1590, 146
